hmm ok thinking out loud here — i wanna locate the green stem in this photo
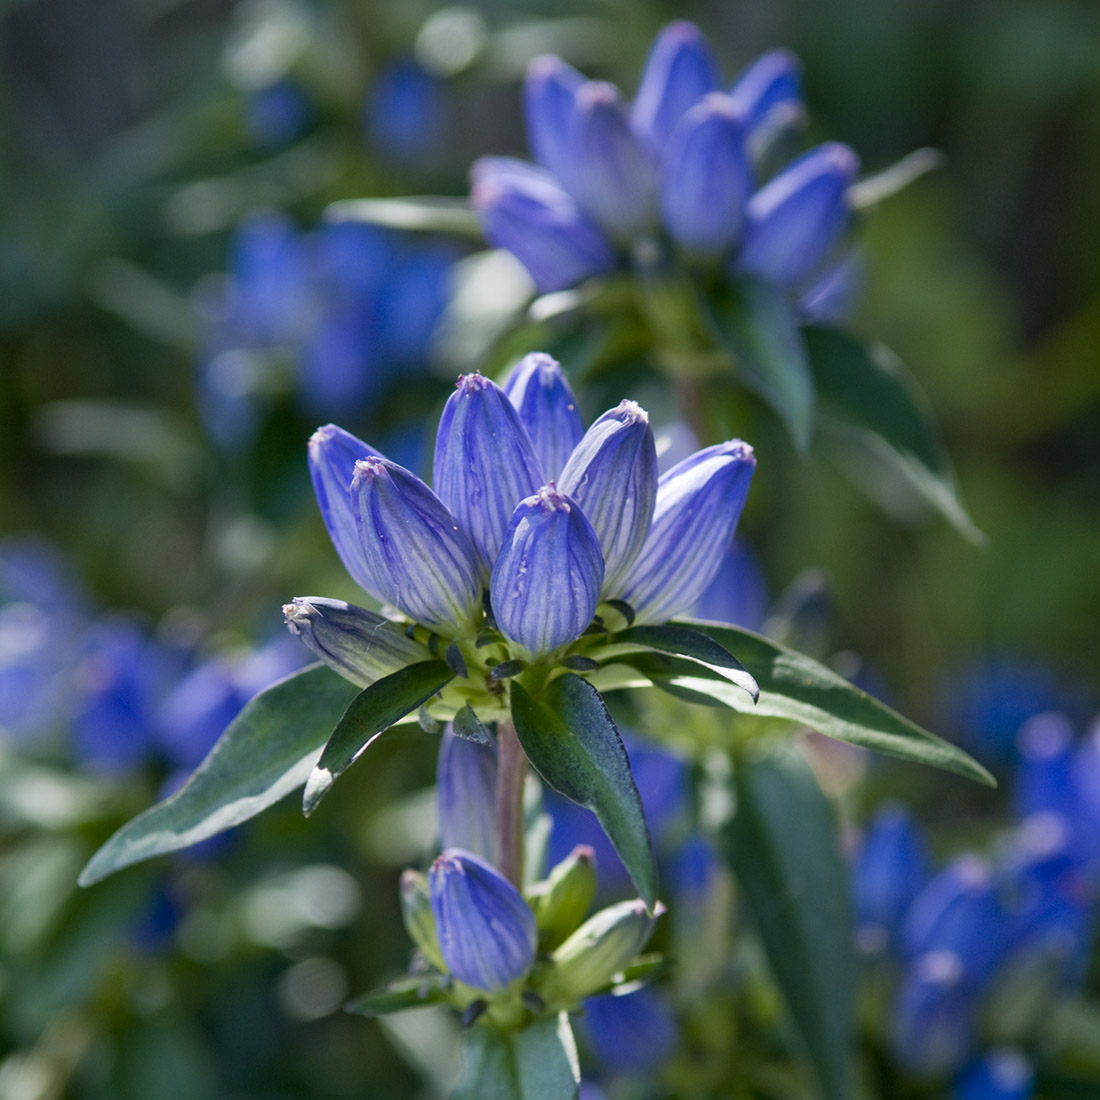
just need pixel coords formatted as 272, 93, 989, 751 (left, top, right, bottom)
495, 718, 527, 888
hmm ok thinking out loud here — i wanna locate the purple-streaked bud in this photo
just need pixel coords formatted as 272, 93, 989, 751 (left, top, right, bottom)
631, 21, 721, 154
558, 401, 658, 592
853, 804, 929, 956
738, 143, 860, 288
490, 484, 605, 658
352, 457, 482, 635
283, 597, 431, 687
616, 441, 755, 625
901, 856, 1006, 988
524, 54, 583, 182
433, 373, 544, 576
429, 849, 537, 992
502, 353, 585, 479
955, 1050, 1036, 1100
308, 424, 385, 599
891, 950, 976, 1077
1014, 712, 1077, 820
471, 158, 616, 293
561, 82, 656, 242
437, 725, 499, 865
728, 49, 803, 136
659, 93, 753, 256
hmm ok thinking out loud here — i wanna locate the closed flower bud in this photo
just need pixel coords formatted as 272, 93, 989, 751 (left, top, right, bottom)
433, 373, 545, 576
400, 868, 446, 972
503, 353, 585, 479
728, 49, 803, 136
529, 844, 598, 947
659, 93, 753, 257
558, 401, 658, 592
546, 898, 661, 1004
430, 849, 538, 993
891, 950, 976, 1077
471, 159, 616, 293
955, 1050, 1036, 1100
490, 484, 605, 658
854, 804, 929, 957
437, 725, 499, 865
631, 21, 721, 155
283, 597, 431, 687
617, 441, 755, 625
308, 424, 385, 600
524, 55, 583, 183
561, 82, 656, 242
352, 457, 482, 635
738, 143, 859, 288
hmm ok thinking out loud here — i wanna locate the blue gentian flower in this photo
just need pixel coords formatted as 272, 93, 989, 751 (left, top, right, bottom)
471, 21, 857, 298
437, 725, 499, 865
429, 849, 538, 992
1014, 713, 1076, 820
364, 57, 447, 167
246, 79, 311, 148
690, 536, 770, 631
954, 1050, 1035, 1100
582, 986, 679, 1076
502, 351, 585, 478
891, 949, 976, 1077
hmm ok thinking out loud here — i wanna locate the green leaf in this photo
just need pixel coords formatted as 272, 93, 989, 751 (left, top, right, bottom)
804, 325, 982, 541
79, 665, 358, 886
615, 623, 759, 702
706, 277, 814, 451
303, 660, 454, 816
326, 196, 483, 236
847, 147, 942, 210
452, 1014, 580, 1100
345, 975, 448, 1017
674, 620, 996, 786
723, 743, 855, 1100
510, 676, 657, 908
452, 702, 493, 745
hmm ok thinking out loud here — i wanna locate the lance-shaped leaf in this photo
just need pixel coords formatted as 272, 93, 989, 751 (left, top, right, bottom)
303, 660, 454, 816
614, 622, 759, 702
345, 974, 449, 1017
723, 743, 855, 1100
706, 275, 814, 451
676, 619, 995, 786
452, 1012, 580, 1100
804, 325, 982, 541
510, 675, 656, 908
79, 664, 358, 886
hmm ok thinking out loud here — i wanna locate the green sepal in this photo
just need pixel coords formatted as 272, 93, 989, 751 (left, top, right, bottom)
345, 974, 449, 1017
510, 675, 657, 909
452, 702, 493, 746
303, 660, 455, 816
79, 664, 358, 886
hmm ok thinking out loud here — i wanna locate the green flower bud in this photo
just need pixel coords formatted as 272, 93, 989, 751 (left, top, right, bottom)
528, 844, 597, 948
542, 898, 663, 1005
400, 869, 445, 973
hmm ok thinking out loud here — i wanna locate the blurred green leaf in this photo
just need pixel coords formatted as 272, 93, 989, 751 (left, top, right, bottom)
510, 675, 656, 908
346, 975, 448, 1017
79, 664, 358, 885
327, 196, 483, 236
303, 660, 454, 816
804, 325, 982, 541
672, 620, 995, 786
723, 743, 855, 1100
452, 1013, 580, 1100
848, 148, 943, 210
706, 277, 814, 451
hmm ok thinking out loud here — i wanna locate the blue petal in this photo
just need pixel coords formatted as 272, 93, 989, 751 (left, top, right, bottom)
471, 158, 616, 292
659, 93, 753, 256
955, 1051, 1035, 1100
437, 726, 499, 865
430, 849, 537, 992
490, 484, 605, 657
353, 456, 483, 634
631, 21, 721, 155
728, 49, 803, 136
433, 373, 545, 575
891, 950, 976, 1077
503, 352, 585, 479
617, 441, 755, 623
308, 424, 385, 600
561, 82, 657, 242
737, 143, 859, 288
558, 400, 657, 592
524, 54, 583, 182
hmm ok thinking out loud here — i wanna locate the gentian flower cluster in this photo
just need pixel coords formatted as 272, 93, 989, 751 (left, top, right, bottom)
198, 214, 456, 441
291, 352, 754, 705
852, 711, 1100, 1096
472, 21, 858, 307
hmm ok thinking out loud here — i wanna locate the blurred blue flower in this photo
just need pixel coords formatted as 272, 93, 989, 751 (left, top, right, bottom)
364, 57, 447, 168
891, 949, 977, 1077
953, 1050, 1035, 1100
246, 79, 311, 148
581, 986, 678, 1076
